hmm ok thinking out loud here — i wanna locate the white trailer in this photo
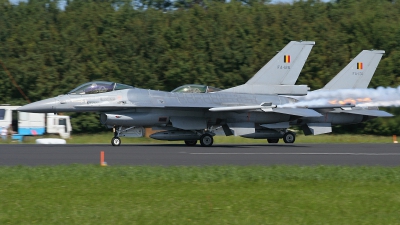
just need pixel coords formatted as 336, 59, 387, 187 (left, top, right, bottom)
0, 105, 72, 141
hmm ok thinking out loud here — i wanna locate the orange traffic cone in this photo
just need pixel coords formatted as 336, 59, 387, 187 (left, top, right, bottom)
100, 151, 108, 166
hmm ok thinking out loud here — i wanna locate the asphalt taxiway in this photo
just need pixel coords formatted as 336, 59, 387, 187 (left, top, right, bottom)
0, 144, 399, 166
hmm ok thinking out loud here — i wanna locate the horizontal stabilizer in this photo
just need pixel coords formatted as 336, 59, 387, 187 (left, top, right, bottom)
331, 109, 393, 117
302, 123, 332, 136
273, 108, 322, 117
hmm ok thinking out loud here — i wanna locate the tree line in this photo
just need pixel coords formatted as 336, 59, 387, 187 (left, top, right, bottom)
0, 0, 399, 135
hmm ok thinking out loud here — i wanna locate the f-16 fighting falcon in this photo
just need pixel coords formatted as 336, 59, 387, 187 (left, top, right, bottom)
223, 49, 393, 142
18, 42, 392, 146
173, 50, 393, 143
19, 41, 319, 146
289, 49, 393, 138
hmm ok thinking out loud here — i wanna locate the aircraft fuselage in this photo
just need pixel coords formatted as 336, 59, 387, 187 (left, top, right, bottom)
19, 88, 297, 128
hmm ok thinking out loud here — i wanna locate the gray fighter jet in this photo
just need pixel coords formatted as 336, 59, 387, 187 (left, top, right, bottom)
18, 80, 324, 146
18, 41, 319, 146
291, 50, 393, 137
229, 49, 393, 142
250, 49, 393, 143
173, 50, 393, 143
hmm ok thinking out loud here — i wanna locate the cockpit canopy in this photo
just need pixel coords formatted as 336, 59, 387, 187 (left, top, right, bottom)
171, 84, 222, 93
68, 81, 134, 95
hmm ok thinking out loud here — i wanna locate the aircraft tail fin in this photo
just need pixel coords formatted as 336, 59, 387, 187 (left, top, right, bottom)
322, 50, 385, 90
246, 41, 315, 85
221, 41, 314, 95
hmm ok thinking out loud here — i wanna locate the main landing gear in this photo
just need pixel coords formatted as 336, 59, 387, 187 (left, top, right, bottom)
199, 133, 214, 147
282, 131, 296, 143
183, 132, 215, 147
267, 131, 296, 144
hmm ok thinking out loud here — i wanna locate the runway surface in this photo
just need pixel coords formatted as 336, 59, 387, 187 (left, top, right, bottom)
1, 143, 399, 166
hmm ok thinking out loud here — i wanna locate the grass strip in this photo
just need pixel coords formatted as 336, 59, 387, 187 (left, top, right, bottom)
1, 165, 400, 182
1, 166, 400, 224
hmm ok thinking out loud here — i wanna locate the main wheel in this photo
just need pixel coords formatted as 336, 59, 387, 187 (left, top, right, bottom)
184, 140, 197, 146
199, 134, 213, 147
283, 132, 295, 144
267, 138, 279, 143
111, 137, 121, 146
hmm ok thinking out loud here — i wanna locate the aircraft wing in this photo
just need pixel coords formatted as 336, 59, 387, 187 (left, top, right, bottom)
209, 105, 322, 117
304, 104, 393, 117
330, 109, 393, 117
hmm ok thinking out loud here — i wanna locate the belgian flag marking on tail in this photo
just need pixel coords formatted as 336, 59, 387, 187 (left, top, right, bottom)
284, 55, 291, 63
357, 62, 363, 70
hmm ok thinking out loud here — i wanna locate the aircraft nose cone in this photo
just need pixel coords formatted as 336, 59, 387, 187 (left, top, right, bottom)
18, 98, 58, 113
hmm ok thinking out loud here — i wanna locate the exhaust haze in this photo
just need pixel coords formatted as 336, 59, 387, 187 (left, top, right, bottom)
281, 86, 400, 108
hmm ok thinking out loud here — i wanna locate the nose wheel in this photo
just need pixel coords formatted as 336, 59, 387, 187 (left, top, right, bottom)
111, 137, 121, 146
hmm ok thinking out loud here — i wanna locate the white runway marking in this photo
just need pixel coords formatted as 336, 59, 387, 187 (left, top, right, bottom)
190, 153, 400, 156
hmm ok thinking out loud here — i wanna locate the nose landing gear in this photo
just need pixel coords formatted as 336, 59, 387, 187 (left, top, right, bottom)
111, 137, 121, 146
111, 126, 122, 146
